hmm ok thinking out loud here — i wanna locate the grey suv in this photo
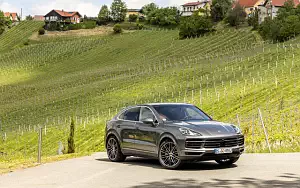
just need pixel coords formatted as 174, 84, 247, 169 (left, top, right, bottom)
105, 103, 244, 169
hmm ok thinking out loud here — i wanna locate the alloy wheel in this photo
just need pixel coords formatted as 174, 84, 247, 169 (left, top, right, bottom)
159, 141, 181, 168
107, 137, 118, 160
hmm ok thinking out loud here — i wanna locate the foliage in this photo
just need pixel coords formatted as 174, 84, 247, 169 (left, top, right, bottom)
110, 0, 127, 22
179, 14, 213, 39
248, 9, 259, 30
146, 7, 180, 26
211, 0, 232, 22
113, 23, 122, 33
26, 15, 34, 21
136, 23, 144, 30
67, 119, 75, 154
38, 28, 45, 35
98, 5, 110, 25
258, 0, 300, 42
0, 10, 6, 35
226, 3, 247, 28
67, 21, 97, 30
128, 14, 138, 22
142, 3, 159, 17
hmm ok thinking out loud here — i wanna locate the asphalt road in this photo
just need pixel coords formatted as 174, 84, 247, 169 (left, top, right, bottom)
1, 152, 300, 188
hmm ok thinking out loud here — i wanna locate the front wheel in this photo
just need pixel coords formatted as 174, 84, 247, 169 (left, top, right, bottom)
215, 157, 239, 165
106, 136, 126, 162
158, 140, 182, 169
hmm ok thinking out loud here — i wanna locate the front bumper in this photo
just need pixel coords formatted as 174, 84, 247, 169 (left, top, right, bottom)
179, 145, 244, 161
176, 135, 245, 161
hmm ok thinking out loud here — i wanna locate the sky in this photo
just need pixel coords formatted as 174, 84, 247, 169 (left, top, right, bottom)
0, 0, 188, 18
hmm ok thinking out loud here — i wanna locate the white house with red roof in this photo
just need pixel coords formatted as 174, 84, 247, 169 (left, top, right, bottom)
44, 10, 82, 24
4, 12, 19, 22
181, 1, 211, 16
257, 0, 300, 23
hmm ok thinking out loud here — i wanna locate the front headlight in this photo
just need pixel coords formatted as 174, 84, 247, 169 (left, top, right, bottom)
179, 128, 202, 136
231, 125, 241, 134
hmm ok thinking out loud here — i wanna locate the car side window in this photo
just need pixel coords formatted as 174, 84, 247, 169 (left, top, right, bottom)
140, 107, 155, 122
121, 107, 141, 121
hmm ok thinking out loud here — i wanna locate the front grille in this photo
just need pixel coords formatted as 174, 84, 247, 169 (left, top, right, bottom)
186, 136, 244, 149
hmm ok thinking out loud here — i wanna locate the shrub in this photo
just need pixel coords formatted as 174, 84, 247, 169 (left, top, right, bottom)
38, 28, 45, 35
113, 24, 122, 33
23, 40, 29, 45
129, 14, 138, 22
136, 23, 144, 30
67, 119, 75, 154
226, 3, 247, 28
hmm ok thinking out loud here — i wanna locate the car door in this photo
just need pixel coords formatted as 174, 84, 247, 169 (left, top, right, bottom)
135, 106, 159, 154
117, 107, 140, 151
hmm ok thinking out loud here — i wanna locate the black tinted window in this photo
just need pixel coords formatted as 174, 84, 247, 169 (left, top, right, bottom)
121, 107, 140, 121
153, 105, 211, 121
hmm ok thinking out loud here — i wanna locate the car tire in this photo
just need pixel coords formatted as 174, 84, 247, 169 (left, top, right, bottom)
106, 136, 126, 162
158, 139, 182, 169
215, 157, 239, 165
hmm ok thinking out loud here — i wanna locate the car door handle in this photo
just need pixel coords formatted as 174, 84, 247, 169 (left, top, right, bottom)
117, 125, 121, 128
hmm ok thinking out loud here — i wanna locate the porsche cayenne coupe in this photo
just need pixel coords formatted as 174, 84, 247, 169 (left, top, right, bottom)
105, 103, 244, 169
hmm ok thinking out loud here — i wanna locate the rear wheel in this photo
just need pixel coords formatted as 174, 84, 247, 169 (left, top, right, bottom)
158, 140, 182, 169
106, 136, 126, 162
215, 157, 239, 165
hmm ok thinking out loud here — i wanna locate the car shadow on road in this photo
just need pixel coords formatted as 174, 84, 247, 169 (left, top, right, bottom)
129, 173, 300, 188
96, 157, 237, 171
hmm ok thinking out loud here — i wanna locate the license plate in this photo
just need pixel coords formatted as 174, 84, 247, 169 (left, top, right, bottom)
214, 148, 233, 154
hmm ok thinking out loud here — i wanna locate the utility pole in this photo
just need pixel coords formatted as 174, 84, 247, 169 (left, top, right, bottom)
21, 8, 23, 21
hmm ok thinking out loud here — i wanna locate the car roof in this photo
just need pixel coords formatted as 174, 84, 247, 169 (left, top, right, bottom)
142, 103, 193, 106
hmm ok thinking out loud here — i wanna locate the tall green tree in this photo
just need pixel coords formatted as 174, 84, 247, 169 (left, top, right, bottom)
142, 3, 158, 17
0, 10, 7, 35
110, 0, 127, 22
26, 15, 33, 21
226, 3, 247, 28
211, 0, 232, 22
98, 5, 110, 24
67, 119, 75, 154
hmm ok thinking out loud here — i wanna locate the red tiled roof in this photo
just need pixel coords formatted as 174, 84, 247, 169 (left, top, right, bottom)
54, 10, 81, 17
34, 15, 45, 21
4, 12, 18, 20
4, 12, 10, 17
236, 0, 260, 7
270, 0, 300, 6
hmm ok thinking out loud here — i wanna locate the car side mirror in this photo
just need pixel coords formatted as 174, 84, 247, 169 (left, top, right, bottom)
142, 118, 155, 126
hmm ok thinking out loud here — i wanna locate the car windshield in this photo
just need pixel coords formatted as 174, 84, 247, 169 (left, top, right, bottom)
152, 105, 211, 121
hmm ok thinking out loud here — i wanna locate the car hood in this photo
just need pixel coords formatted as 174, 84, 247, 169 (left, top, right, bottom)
169, 120, 238, 136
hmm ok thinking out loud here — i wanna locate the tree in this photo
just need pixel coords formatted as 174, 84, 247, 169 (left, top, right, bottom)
98, 5, 110, 24
179, 14, 213, 39
67, 119, 75, 154
26, 15, 33, 21
142, 3, 158, 17
0, 10, 7, 35
211, 0, 232, 22
248, 8, 259, 30
128, 14, 138, 22
226, 3, 246, 28
110, 0, 127, 22
146, 7, 180, 26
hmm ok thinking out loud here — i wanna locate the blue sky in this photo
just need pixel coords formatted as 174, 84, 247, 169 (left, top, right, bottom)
0, 0, 186, 18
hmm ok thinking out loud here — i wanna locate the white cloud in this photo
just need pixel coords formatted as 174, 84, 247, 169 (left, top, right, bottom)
0, 1, 19, 12
31, 0, 100, 17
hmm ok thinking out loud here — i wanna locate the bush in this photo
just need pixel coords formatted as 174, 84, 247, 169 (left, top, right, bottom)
23, 40, 29, 45
113, 24, 122, 33
179, 15, 213, 39
129, 14, 138, 22
38, 28, 45, 35
136, 23, 144, 30
226, 3, 247, 28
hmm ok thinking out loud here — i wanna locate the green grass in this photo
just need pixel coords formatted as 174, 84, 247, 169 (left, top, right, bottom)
0, 22, 300, 172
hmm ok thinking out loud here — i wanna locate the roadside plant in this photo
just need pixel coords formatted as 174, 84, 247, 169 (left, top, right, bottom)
67, 119, 75, 154
113, 24, 122, 33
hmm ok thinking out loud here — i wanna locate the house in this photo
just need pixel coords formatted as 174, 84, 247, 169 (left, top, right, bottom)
126, 9, 143, 18
34, 15, 45, 21
4, 12, 18, 22
235, 0, 265, 15
44, 10, 82, 24
181, 1, 211, 17
258, 0, 300, 23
